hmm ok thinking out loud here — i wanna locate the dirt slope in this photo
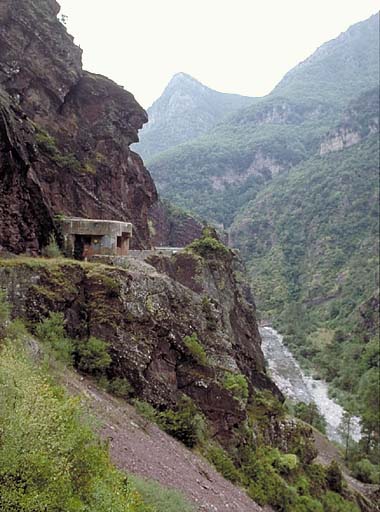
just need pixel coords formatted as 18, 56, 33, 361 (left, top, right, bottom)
63, 371, 263, 512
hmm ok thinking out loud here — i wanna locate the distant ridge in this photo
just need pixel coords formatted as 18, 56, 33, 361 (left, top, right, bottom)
135, 72, 255, 159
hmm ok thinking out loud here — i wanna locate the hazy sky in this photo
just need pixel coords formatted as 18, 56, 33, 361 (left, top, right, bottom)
58, 0, 379, 108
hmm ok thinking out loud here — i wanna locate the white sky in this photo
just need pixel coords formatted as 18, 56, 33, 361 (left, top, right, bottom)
58, 0, 379, 109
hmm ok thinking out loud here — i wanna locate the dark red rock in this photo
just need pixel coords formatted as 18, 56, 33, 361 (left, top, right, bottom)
0, 0, 157, 252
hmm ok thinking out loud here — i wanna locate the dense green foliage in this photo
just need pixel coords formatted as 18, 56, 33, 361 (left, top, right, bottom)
232, 135, 379, 459
0, 336, 150, 510
183, 333, 208, 365
290, 401, 327, 434
0, 296, 196, 512
223, 371, 249, 403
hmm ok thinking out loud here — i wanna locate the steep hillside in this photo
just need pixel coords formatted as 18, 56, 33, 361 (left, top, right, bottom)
230, 90, 379, 449
271, 14, 380, 104
0, 0, 157, 252
135, 72, 255, 160
0, 241, 368, 511
146, 14, 379, 227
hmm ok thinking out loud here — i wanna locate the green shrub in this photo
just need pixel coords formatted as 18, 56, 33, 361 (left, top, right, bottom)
322, 491, 360, 512
274, 453, 299, 474
223, 372, 249, 403
206, 445, 242, 483
188, 236, 229, 258
35, 312, 74, 363
133, 400, 159, 423
326, 461, 343, 493
76, 336, 111, 375
183, 333, 207, 365
293, 495, 324, 512
130, 476, 195, 512
42, 235, 62, 258
107, 377, 134, 398
35, 130, 59, 155
157, 397, 206, 448
293, 401, 327, 434
304, 463, 327, 496
352, 458, 379, 484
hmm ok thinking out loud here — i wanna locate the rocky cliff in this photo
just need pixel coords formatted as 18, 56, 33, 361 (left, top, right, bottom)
0, 235, 280, 444
0, 0, 157, 253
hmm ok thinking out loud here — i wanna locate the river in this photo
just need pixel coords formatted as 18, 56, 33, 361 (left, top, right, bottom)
260, 326, 361, 443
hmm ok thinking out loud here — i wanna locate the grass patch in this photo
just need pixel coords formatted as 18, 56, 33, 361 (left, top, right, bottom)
130, 476, 195, 512
183, 333, 208, 365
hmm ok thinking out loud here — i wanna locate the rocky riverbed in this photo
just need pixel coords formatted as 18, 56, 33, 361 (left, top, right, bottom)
260, 326, 361, 443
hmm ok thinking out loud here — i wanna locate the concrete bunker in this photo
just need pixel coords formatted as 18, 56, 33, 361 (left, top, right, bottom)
60, 217, 132, 259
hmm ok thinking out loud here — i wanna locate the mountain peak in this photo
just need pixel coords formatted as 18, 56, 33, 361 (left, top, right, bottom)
136, 75, 254, 160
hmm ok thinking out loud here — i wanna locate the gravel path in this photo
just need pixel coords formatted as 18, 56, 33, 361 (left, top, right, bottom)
64, 372, 263, 512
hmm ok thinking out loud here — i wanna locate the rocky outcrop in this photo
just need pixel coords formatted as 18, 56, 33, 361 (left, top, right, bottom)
320, 128, 362, 155
148, 200, 204, 247
0, 241, 281, 444
0, 0, 157, 253
320, 86, 379, 155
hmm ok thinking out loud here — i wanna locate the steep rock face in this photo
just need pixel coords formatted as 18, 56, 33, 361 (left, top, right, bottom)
146, 249, 280, 396
148, 200, 203, 247
0, 91, 54, 253
320, 86, 379, 155
0, 248, 280, 444
0, 0, 157, 252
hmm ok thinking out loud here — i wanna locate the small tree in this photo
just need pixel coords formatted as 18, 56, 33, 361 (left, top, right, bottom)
76, 336, 111, 375
338, 409, 354, 461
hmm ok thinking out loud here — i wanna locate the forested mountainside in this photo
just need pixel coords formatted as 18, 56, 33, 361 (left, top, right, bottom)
141, 12, 380, 488
230, 90, 379, 445
145, 14, 379, 226
136, 72, 255, 160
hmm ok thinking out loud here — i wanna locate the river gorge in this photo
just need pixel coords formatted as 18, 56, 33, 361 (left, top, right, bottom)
260, 326, 362, 444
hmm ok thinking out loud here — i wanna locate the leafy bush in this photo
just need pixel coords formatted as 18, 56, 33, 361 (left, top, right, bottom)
188, 236, 229, 258
326, 461, 343, 493
292, 495, 324, 512
293, 401, 327, 434
130, 476, 195, 512
157, 397, 206, 448
183, 333, 207, 365
76, 336, 111, 375
133, 400, 159, 423
322, 491, 360, 512
205, 445, 242, 484
35, 312, 74, 363
42, 235, 62, 258
223, 372, 249, 403
0, 342, 151, 512
107, 377, 134, 398
352, 458, 379, 484
273, 453, 299, 474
